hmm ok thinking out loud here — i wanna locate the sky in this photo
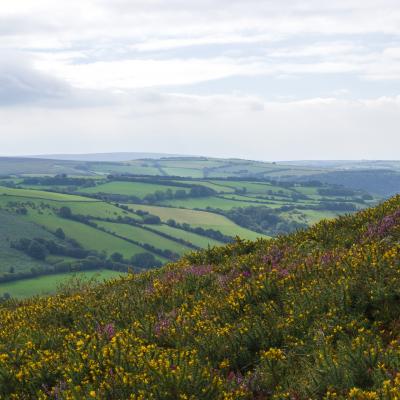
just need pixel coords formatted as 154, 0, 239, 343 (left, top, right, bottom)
0, 0, 400, 160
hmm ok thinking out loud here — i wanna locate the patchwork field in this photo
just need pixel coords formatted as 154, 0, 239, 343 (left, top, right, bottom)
150, 224, 223, 248
0, 269, 122, 298
128, 204, 269, 240
0, 156, 385, 298
0, 211, 54, 274
160, 196, 264, 210
0, 186, 95, 202
95, 221, 193, 255
80, 181, 190, 198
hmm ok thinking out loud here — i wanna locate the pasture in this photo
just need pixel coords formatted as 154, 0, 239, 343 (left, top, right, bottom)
150, 224, 223, 248
129, 204, 268, 240
24, 210, 163, 260
0, 186, 96, 202
0, 269, 123, 298
0, 211, 54, 275
160, 196, 265, 210
80, 181, 190, 198
95, 221, 193, 255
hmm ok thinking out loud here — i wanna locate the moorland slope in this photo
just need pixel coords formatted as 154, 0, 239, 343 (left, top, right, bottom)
1, 196, 400, 399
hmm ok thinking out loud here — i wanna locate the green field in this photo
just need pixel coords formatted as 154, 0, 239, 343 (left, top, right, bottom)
60, 201, 142, 220
24, 209, 164, 260
95, 221, 193, 255
0, 269, 123, 298
150, 224, 223, 248
217, 194, 290, 207
0, 156, 383, 299
0, 192, 142, 222
80, 181, 190, 198
209, 180, 294, 195
129, 204, 268, 240
0, 211, 54, 275
160, 196, 266, 210
0, 187, 95, 202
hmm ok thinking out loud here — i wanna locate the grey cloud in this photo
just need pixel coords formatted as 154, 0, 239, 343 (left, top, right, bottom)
0, 52, 69, 105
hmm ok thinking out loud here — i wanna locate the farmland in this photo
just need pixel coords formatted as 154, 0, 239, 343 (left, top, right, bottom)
0, 155, 386, 297
0, 269, 122, 298
128, 204, 267, 240
80, 181, 190, 198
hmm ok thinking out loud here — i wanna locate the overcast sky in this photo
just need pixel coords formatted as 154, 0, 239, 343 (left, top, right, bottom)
0, 0, 399, 160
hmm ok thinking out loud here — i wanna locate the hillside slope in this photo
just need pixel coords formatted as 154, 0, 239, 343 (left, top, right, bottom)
1, 196, 400, 399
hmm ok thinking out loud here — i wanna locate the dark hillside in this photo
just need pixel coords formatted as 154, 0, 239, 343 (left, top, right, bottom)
299, 169, 400, 197
1, 196, 400, 398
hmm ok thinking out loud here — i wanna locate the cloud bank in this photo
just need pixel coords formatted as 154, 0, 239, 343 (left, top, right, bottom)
0, 0, 399, 159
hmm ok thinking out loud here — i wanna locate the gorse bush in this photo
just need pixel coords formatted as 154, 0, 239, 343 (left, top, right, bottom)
1, 196, 400, 399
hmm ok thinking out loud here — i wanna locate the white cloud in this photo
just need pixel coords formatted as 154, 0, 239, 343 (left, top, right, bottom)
1, 94, 399, 159
0, 0, 399, 158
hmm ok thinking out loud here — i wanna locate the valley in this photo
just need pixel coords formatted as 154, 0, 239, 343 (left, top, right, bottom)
0, 156, 384, 298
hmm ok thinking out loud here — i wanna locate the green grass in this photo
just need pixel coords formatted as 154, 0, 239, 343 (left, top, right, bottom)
88, 163, 161, 176
209, 180, 294, 195
173, 180, 236, 193
0, 192, 142, 222
0, 187, 96, 202
161, 167, 205, 178
218, 194, 288, 207
80, 181, 190, 198
129, 204, 268, 240
0, 269, 123, 298
24, 210, 164, 260
160, 196, 263, 211
0, 210, 53, 275
150, 224, 223, 248
95, 221, 193, 255
61, 201, 142, 221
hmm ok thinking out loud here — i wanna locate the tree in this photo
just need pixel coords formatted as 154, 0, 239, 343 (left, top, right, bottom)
131, 253, 161, 268
143, 215, 161, 224
111, 252, 124, 263
55, 228, 66, 240
27, 241, 47, 260
59, 206, 72, 219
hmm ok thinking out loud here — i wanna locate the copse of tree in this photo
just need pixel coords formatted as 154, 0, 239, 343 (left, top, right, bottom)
110, 252, 124, 263
301, 180, 323, 187
315, 201, 357, 211
131, 253, 162, 269
22, 175, 95, 187
11, 237, 89, 260
189, 186, 216, 197
318, 187, 356, 197
57, 207, 97, 227
55, 228, 66, 240
142, 215, 161, 224
27, 240, 48, 260
223, 206, 307, 235
58, 206, 72, 219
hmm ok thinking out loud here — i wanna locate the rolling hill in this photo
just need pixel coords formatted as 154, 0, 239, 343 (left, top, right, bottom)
0, 195, 399, 398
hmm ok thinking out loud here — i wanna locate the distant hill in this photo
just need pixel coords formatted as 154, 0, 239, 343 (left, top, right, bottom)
293, 169, 400, 197
1, 195, 400, 398
1, 155, 398, 196
25, 152, 189, 162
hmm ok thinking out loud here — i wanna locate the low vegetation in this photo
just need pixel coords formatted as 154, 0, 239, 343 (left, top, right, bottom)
0, 195, 399, 398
